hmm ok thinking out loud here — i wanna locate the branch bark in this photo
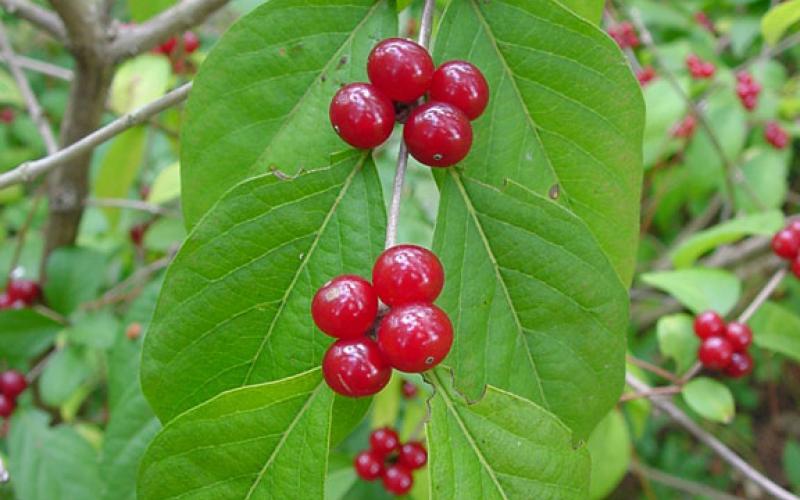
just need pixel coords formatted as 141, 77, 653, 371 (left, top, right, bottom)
0, 0, 66, 42
0, 53, 73, 80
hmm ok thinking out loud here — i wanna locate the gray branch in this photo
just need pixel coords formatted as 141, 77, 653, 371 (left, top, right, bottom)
0, 0, 66, 41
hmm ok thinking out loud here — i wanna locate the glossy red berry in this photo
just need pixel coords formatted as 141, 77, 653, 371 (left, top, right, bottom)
382, 464, 413, 495
786, 219, 800, 238
771, 228, 800, 260
0, 394, 14, 418
0, 371, 27, 399
429, 61, 489, 120
725, 322, 753, 352
401, 380, 418, 399
404, 102, 473, 167
765, 121, 789, 150
329, 83, 395, 149
372, 245, 444, 306
311, 275, 378, 339
183, 31, 200, 53
693, 311, 726, 340
698, 336, 734, 370
724, 351, 753, 378
367, 38, 434, 103
398, 441, 427, 470
354, 450, 384, 481
377, 303, 453, 372
322, 338, 391, 397
6, 280, 41, 305
370, 427, 400, 456
0, 293, 24, 310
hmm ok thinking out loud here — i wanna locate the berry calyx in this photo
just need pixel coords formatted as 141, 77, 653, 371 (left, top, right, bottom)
724, 351, 753, 378
329, 83, 395, 149
311, 275, 379, 339
771, 228, 800, 260
382, 464, 414, 495
693, 310, 725, 340
369, 427, 400, 457
398, 441, 428, 470
367, 38, 434, 103
698, 336, 734, 370
725, 322, 753, 352
354, 450, 384, 481
372, 245, 444, 306
183, 31, 200, 54
429, 61, 490, 120
377, 303, 453, 373
403, 102, 473, 167
0, 370, 27, 399
0, 394, 14, 418
765, 121, 789, 150
6, 279, 41, 305
401, 380, 418, 399
322, 338, 391, 397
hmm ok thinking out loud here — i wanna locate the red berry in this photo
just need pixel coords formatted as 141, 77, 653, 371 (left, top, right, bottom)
792, 256, 800, 279
367, 38, 434, 103
0, 394, 14, 418
369, 427, 400, 456
0, 107, 14, 124
401, 380, 418, 399
6, 280, 41, 305
695, 12, 715, 32
686, 54, 715, 79
771, 228, 800, 260
377, 303, 453, 373
671, 114, 696, 139
354, 450, 384, 481
429, 61, 489, 120
404, 102, 473, 167
398, 441, 427, 470
382, 464, 413, 495
636, 66, 656, 86
786, 219, 800, 238
0, 370, 27, 399
698, 336, 734, 370
765, 121, 789, 150
372, 245, 444, 307
693, 310, 726, 340
311, 275, 378, 339
322, 338, 391, 397
725, 322, 753, 352
0, 293, 25, 310
724, 351, 753, 378
183, 31, 200, 53
329, 83, 395, 149
608, 22, 639, 49
130, 224, 148, 246
157, 37, 178, 55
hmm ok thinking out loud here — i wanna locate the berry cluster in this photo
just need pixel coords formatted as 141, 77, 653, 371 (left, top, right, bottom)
354, 427, 427, 496
0, 279, 41, 310
636, 66, 656, 87
694, 311, 753, 377
671, 114, 697, 139
771, 220, 800, 276
735, 72, 761, 111
313, 245, 453, 397
686, 54, 715, 80
608, 22, 640, 49
329, 38, 488, 167
0, 370, 27, 418
765, 121, 790, 150
154, 31, 200, 74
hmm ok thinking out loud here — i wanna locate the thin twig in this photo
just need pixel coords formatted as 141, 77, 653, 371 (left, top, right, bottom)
81, 251, 175, 311
627, 355, 682, 384
738, 267, 787, 323
85, 198, 180, 217
629, 461, 741, 500
0, 53, 72, 80
626, 373, 798, 500
0, 82, 192, 189
0, 0, 66, 41
619, 385, 682, 402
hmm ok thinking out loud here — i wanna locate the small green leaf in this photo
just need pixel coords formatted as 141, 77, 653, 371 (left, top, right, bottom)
147, 162, 181, 205
39, 345, 96, 407
750, 301, 800, 362
93, 127, 148, 228
110, 55, 171, 115
671, 210, 784, 268
682, 377, 735, 423
588, 409, 631, 500
43, 247, 107, 315
0, 309, 60, 365
762, 0, 800, 45
656, 313, 699, 373
640, 268, 741, 315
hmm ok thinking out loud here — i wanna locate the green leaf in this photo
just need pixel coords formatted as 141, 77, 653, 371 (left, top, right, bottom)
43, 247, 107, 315
750, 301, 800, 362
733, 148, 790, 213
139, 369, 363, 500
0, 309, 60, 365
642, 79, 684, 167
433, 175, 628, 439
656, 313, 699, 373
142, 218, 186, 253
671, 210, 784, 268
39, 345, 96, 407
370, 372, 401, 428
762, 0, 800, 45
147, 162, 181, 205
65, 310, 119, 349
426, 369, 590, 498
640, 268, 741, 316
128, 0, 176, 21
8, 410, 103, 500
142, 153, 385, 422
783, 440, 800, 492
110, 55, 171, 115
93, 127, 148, 227
180, 0, 396, 226
682, 377, 735, 423
0, 68, 23, 106
560, 0, 604, 24
433, 0, 644, 286
588, 409, 631, 499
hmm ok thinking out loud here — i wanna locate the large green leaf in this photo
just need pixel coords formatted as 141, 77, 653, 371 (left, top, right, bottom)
180, 0, 396, 226
139, 369, 362, 500
433, 175, 628, 439
762, 0, 800, 45
142, 153, 385, 421
0, 309, 61, 365
110, 55, 171, 115
93, 127, 148, 228
426, 369, 590, 499
433, 0, 644, 286
750, 301, 800, 362
656, 313, 698, 373
560, 0, 604, 24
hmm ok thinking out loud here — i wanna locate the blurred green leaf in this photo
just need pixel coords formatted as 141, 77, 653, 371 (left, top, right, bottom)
43, 247, 107, 315
142, 217, 185, 253
682, 377, 735, 423
370, 372, 401, 429
642, 79, 685, 167
0, 68, 22, 106
657, 313, 699, 373
762, 0, 800, 45
65, 310, 119, 349
128, 0, 176, 21
110, 55, 171, 115
783, 440, 800, 492
39, 345, 96, 407
734, 148, 790, 213
93, 127, 147, 227
147, 161, 180, 205
640, 268, 741, 315
0, 308, 60, 365
588, 409, 631, 499
560, 0, 604, 23
750, 301, 800, 362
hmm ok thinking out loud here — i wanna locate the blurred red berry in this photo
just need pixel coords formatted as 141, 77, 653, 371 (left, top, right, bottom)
354, 450, 384, 481
686, 54, 715, 79
130, 224, 148, 247
765, 121, 789, 150
183, 31, 200, 53
608, 22, 639, 49
636, 66, 656, 87
725, 322, 753, 351
401, 380, 418, 399
724, 351, 753, 378
694, 310, 726, 340
735, 72, 761, 111
398, 441, 428, 470
6, 280, 41, 305
698, 336, 734, 370
155, 37, 178, 55
671, 115, 696, 138
694, 12, 715, 32
0, 107, 14, 124
0, 394, 14, 418
772, 228, 800, 259
0, 370, 27, 399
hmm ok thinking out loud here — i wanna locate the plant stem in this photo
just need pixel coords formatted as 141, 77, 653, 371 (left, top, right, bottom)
738, 267, 787, 323
626, 354, 682, 384
0, 53, 73, 80
619, 385, 681, 402
85, 197, 180, 217
629, 461, 741, 500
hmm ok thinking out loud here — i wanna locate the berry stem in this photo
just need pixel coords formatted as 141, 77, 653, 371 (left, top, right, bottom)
737, 267, 786, 324
384, 0, 435, 250
626, 354, 682, 385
